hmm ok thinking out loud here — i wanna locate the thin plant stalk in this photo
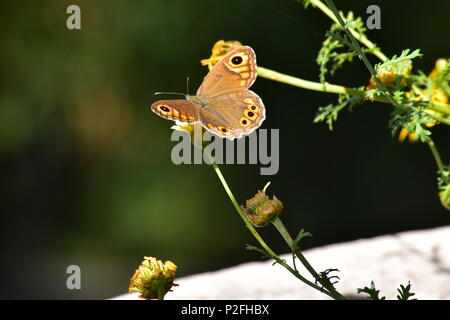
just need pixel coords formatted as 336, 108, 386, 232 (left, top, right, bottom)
428, 139, 445, 173
271, 217, 345, 299
210, 161, 345, 299
257, 68, 450, 122
307, 0, 388, 62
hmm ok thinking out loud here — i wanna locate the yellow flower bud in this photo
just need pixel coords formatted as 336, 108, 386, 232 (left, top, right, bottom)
428, 58, 449, 79
129, 256, 178, 300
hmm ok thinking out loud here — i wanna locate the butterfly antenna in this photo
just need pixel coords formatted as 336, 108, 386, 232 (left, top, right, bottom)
186, 77, 191, 96
154, 91, 188, 96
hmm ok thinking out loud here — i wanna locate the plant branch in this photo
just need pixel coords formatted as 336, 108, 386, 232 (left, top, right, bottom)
323, 0, 450, 124
272, 217, 346, 299
257, 66, 362, 96
258, 65, 450, 122
210, 161, 344, 299
307, 0, 388, 61
428, 139, 445, 173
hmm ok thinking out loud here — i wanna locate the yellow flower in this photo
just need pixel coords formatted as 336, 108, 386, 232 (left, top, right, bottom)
129, 256, 178, 300
200, 40, 243, 70
428, 58, 449, 80
240, 182, 284, 227
171, 121, 196, 137
398, 59, 449, 143
398, 107, 440, 143
171, 121, 207, 148
366, 60, 412, 90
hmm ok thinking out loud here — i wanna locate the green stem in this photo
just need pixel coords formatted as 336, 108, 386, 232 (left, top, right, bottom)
258, 65, 450, 122
210, 161, 341, 299
428, 139, 445, 173
257, 66, 362, 96
324, 1, 384, 86
272, 217, 346, 300
425, 106, 450, 125
323, 0, 450, 124
211, 162, 268, 246
308, 0, 388, 62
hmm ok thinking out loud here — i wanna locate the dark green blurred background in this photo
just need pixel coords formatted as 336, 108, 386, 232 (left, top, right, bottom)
0, 0, 449, 299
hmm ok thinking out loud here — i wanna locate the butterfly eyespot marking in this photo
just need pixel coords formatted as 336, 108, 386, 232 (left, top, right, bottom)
247, 105, 258, 112
216, 126, 231, 134
240, 117, 250, 127
231, 56, 243, 65
158, 105, 171, 113
245, 110, 257, 119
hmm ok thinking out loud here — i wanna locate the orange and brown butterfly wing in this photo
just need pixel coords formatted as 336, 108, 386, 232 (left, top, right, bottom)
199, 90, 266, 140
196, 46, 257, 97
151, 46, 265, 140
151, 100, 199, 123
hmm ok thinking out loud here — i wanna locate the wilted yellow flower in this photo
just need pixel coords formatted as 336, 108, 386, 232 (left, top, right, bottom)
129, 256, 178, 300
398, 58, 449, 143
201, 40, 243, 70
240, 182, 284, 227
398, 107, 440, 143
366, 60, 412, 90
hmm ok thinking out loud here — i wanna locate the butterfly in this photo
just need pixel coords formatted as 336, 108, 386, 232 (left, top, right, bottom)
151, 46, 266, 140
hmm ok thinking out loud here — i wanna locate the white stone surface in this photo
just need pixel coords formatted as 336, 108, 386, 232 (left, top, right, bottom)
113, 226, 450, 300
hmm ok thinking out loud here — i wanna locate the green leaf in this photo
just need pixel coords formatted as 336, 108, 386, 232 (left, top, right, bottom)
357, 281, 386, 300
389, 104, 434, 143
314, 94, 364, 130
246, 244, 272, 259
316, 11, 370, 83
438, 165, 450, 191
396, 281, 417, 300
374, 49, 422, 76
292, 229, 312, 250
316, 268, 340, 288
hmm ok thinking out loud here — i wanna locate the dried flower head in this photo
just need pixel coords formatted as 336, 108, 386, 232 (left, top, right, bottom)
129, 256, 178, 300
240, 182, 284, 227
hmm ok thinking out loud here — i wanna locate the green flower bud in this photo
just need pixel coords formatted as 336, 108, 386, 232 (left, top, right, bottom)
439, 190, 450, 210
240, 182, 284, 227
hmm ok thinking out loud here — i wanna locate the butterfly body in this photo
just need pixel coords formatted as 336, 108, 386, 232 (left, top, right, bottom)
151, 46, 266, 140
